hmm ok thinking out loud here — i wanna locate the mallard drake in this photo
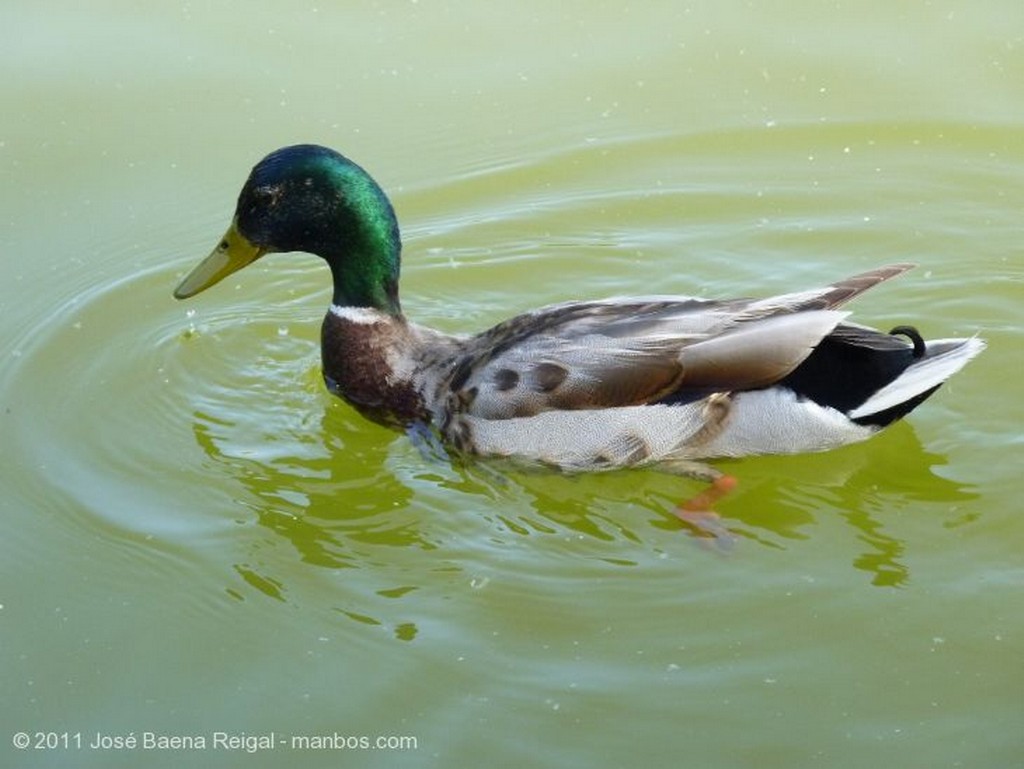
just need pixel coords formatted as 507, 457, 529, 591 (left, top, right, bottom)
174, 144, 984, 483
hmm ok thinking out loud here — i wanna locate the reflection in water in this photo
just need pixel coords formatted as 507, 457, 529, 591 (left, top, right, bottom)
191, 395, 446, 640
845, 509, 907, 588
231, 565, 286, 602
193, 376, 979, 607
445, 421, 977, 588
715, 423, 978, 587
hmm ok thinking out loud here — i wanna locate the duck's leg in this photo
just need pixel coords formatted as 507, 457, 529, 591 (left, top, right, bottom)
677, 475, 738, 514
660, 393, 740, 544
659, 458, 724, 483
660, 459, 738, 546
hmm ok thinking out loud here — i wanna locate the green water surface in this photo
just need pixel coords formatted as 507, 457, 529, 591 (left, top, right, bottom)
2, 2, 1022, 768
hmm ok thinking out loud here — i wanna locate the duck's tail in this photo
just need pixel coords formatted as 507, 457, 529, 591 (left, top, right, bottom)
848, 336, 986, 426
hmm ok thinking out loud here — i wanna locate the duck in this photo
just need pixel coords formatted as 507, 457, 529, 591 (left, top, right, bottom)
174, 143, 985, 487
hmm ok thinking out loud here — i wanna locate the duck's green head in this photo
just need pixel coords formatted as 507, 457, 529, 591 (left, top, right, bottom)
174, 144, 402, 314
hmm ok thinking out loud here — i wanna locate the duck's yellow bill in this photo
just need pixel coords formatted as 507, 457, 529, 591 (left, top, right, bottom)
173, 218, 265, 299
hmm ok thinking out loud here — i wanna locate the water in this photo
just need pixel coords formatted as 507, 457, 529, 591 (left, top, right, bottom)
2, 2, 1022, 768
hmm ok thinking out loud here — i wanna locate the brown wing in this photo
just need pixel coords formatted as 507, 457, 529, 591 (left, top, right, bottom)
448, 264, 914, 419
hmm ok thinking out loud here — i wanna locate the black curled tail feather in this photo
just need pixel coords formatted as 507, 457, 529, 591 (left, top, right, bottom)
778, 324, 929, 422
889, 325, 926, 358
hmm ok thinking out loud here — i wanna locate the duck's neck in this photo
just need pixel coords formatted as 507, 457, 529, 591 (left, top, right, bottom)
314, 164, 404, 314
320, 304, 425, 425
325, 241, 402, 316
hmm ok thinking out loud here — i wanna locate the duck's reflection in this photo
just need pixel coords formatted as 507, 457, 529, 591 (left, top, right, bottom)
446, 420, 978, 587
192, 401, 434, 640
193, 398, 978, 604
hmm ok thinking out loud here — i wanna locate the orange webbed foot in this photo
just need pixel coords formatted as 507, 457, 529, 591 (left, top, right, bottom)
672, 475, 738, 550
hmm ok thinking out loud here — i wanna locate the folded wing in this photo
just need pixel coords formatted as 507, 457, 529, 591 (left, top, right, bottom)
451, 264, 915, 419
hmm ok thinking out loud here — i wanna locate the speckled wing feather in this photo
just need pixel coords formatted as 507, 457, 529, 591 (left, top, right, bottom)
445, 264, 915, 420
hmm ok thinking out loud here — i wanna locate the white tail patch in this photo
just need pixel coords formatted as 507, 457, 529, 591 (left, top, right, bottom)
848, 337, 985, 419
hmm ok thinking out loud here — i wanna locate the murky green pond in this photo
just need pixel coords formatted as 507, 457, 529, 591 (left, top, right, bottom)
3, 3, 1022, 768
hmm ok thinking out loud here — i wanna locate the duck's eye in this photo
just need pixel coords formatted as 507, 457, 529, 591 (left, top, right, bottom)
252, 184, 281, 207
217, 239, 229, 251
